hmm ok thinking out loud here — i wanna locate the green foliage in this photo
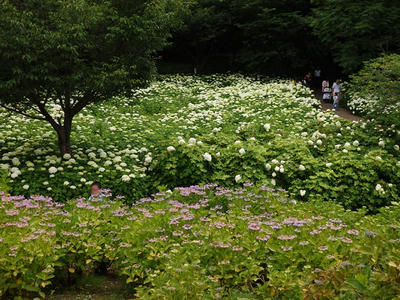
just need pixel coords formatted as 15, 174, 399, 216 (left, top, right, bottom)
1, 75, 400, 210
166, 0, 327, 75
232, 0, 320, 74
1, 185, 400, 298
0, 170, 9, 193
0, 0, 186, 154
345, 54, 400, 133
310, 0, 400, 73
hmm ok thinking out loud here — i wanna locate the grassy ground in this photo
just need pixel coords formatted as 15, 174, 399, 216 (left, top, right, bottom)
47, 274, 134, 300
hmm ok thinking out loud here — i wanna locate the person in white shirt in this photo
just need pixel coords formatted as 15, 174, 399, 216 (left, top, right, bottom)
314, 68, 321, 87
332, 79, 342, 110
332, 79, 342, 95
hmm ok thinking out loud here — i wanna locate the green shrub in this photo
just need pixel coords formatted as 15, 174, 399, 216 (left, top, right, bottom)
345, 54, 400, 134
1, 185, 400, 299
1, 75, 399, 210
0, 170, 9, 193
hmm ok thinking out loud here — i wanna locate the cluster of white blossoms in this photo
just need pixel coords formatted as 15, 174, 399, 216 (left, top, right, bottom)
375, 184, 385, 194
203, 152, 212, 162
346, 88, 400, 136
0, 74, 399, 202
235, 175, 241, 182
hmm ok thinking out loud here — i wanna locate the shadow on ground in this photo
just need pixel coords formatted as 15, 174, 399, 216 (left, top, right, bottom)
46, 274, 134, 300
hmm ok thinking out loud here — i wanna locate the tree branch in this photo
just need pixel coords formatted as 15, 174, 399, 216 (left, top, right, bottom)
30, 96, 61, 131
0, 103, 46, 121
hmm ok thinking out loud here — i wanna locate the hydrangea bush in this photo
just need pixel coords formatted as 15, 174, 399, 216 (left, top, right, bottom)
1, 75, 400, 210
1, 186, 400, 299
344, 54, 400, 137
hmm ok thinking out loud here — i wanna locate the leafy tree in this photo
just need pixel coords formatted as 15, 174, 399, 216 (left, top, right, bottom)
231, 0, 320, 75
310, 0, 400, 73
165, 0, 327, 75
165, 0, 236, 72
0, 0, 184, 155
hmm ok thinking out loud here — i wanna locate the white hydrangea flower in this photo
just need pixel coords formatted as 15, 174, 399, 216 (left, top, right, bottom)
239, 148, 245, 155
235, 174, 241, 182
203, 152, 212, 162
167, 146, 175, 152
121, 174, 131, 182
300, 190, 306, 196
48, 166, 58, 174
12, 157, 20, 166
264, 123, 271, 131
23, 184, 29, 190
298, 164, 305, 171
375, 184, 384, 194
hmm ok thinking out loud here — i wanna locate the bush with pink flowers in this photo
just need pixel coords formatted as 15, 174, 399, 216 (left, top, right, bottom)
1, 185, 400, 299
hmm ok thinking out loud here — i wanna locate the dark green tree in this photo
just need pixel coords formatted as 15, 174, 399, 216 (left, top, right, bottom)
0, 0, 185, 155
164, 0, 327, 75
231, 0, 319, 75
165, 0, 236, 72
310, 0, 400, 73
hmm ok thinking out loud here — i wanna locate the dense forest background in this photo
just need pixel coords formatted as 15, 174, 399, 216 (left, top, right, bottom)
159, 0, 400, 79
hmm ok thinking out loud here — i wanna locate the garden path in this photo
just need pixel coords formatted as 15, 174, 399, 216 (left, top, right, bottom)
314, 90, 362, 122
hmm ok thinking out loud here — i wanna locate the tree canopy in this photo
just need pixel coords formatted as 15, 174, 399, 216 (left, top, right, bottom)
162, 0, 400, 75
0, 0, 185, 154
310, 0, 400, 73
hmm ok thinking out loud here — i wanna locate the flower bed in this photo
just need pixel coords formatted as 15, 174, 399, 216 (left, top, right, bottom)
1, 186, 400, 299
1, 74, 400, 210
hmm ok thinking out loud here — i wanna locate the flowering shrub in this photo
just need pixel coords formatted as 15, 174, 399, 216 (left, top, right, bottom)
1, 186, 400, 299
1, 74, 400, 210
344, 54, 400, 136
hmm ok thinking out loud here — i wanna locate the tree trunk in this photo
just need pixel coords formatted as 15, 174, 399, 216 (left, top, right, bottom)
57, 127, 72, 156
56, 115, 73, 156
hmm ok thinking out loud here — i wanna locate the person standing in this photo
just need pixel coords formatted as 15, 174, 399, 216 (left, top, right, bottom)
322, 80, 331, 102
332, 79, 342, 110
314, 68, 322, 87
302, 72, 312, 87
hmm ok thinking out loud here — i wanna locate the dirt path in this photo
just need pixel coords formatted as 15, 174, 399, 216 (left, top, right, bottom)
314, 90, 362, 122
